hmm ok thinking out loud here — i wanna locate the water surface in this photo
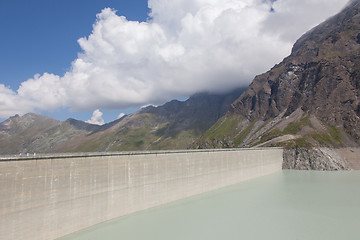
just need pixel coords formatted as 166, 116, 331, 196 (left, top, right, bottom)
60, 170, 360, 240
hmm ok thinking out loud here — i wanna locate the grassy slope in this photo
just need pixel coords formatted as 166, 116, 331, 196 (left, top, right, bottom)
70, 113, 206, 152
198, 110, 348, 149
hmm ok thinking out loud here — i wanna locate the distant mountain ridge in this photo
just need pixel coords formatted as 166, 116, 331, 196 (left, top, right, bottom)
61, 88, 245, 152
0, 88, 245, 154
0, 113, 100, 154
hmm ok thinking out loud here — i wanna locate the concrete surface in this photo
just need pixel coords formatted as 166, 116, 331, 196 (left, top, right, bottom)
0, 148, 283, 240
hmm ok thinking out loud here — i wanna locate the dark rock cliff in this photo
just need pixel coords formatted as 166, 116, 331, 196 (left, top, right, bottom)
230, 0, 360, 142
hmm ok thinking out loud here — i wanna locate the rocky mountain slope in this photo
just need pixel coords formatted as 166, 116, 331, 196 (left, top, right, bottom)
198, 0, 360, 151
59, 88, 245, 152
0, 113, 99, 154
0, 89, 244, 154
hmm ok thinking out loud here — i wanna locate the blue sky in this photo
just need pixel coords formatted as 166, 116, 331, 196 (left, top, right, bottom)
0, 0, 149, 89
0, 0, 348, 124
0, 0, 149, 122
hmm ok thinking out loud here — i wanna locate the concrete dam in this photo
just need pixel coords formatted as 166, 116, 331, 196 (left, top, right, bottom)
0, 148, 283, 240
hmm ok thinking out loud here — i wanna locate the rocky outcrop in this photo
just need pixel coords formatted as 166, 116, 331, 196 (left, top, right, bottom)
283, 148, 351, 170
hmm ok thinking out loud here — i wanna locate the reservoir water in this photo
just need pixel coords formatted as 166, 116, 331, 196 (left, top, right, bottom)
59, 170, 360, 240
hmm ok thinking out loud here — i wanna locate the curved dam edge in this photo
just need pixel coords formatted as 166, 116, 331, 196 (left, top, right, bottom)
0, 148, 283, 240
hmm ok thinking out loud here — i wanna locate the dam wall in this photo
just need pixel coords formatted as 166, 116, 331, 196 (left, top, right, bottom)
0, 148, 283, 240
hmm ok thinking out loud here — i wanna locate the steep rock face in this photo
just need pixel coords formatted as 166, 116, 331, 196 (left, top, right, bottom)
230, 1, 360, 142
199, 1, 360, 151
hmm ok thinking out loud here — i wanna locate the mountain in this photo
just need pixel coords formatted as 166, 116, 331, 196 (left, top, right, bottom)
59, 88, 245, 152
0, 113, 100, 154
0, 113, 58, 154
197, 1, 360, 168
0, 88, 245, 154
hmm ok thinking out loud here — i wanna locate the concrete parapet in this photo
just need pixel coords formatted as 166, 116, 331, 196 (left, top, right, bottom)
0, 148, 282, 239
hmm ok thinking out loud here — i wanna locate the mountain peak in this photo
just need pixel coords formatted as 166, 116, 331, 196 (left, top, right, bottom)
199, 1, 360, 149
64, 118, 101, 132
291, 0, 360, 62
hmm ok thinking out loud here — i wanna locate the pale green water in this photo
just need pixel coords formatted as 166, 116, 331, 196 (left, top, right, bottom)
60, 171, 360, 240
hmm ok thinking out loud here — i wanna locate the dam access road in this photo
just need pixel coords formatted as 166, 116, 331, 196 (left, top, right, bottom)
0, 148, 283, 240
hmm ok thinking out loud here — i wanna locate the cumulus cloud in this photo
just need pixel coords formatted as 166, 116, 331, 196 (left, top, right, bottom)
0, 84, 34, 117
0, 0, 349, 118
86, 109, 105, 125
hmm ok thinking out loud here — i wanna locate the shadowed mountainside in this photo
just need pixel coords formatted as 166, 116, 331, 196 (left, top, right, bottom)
60, 88, 245, 152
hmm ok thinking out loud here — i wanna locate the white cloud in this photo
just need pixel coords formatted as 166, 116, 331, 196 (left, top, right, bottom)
0, 0, 349, 119
0, 84, 34, 117
86, 109, 105, 125
18, 73, 65, 110
262, 0, 350, 42
141, 104, 156, 109
117, 112, 125, 119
